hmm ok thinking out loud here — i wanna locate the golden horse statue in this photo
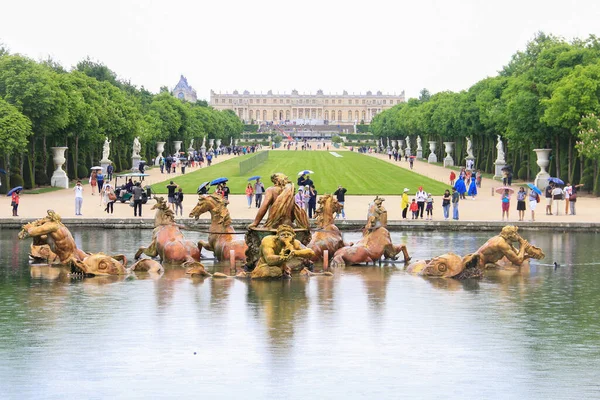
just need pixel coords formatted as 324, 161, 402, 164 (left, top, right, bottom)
332, 196, 411, 266
135, 197, 208, 275
307, 194, 348, 262
188, 194, 248, 262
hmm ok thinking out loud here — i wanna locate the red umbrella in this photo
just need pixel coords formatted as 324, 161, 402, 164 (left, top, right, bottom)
495, 186, 514, 194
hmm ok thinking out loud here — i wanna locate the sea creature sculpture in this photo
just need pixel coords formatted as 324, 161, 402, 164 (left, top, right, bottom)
307, 194, 348, 262
188, 194, 247, 262
18, 210, 128, 276
332, 197, 410, 266
406, 253, 482, 279
135, 196, 207, 274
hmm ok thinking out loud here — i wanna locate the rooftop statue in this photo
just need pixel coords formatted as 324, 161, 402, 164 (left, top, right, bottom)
332, 197, 411, 266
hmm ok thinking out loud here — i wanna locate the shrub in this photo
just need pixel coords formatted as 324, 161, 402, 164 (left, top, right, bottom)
331, 136, 342, 144
273, 135, 282, 144
77, 165, 89, 179
10, 173, 24, 188
35, 170, 50, 186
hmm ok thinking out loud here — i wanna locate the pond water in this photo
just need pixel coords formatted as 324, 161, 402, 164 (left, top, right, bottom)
1, 228, 600, 399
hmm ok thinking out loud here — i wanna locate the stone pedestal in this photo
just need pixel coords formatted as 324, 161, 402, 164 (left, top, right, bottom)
494, 161, 506, 180
173, 141, 182, 156
50, 147, 69, 189
428, 141, 437, 163
416, 136, 423, 158
155, 142, 165, 166
416, 149, 423, 159
443, 142, 454, 167
132, 155, 142, 171
201, 145, 206, 157
534, 148, 552, 190
100, 160, 112, 177
465, 156, 475, 171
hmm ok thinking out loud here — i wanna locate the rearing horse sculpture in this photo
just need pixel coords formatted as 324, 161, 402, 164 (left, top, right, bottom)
332, 196, 411, 266
135, 197, 203, 268
189, 194, 247, 262
307, 194, 348, 262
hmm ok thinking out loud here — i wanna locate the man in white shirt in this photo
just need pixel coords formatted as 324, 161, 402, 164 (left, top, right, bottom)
74, 180, 84, 216
415, 186, 427, 219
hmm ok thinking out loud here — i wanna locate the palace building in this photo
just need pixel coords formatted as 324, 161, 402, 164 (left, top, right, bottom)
209, 89, 405, 124
172, 75, 197, 102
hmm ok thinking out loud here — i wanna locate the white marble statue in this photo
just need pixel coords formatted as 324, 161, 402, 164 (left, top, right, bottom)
466, 137, 474, 158
102, 137, 111, 161
132, 136, 141, 157
416, 135, 422, 151
202, 136, 206, 148
496, 135, 505, 161
189, 139, 194, 149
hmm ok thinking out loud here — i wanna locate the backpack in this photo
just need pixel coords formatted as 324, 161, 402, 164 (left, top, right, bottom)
536, 193, 540, 203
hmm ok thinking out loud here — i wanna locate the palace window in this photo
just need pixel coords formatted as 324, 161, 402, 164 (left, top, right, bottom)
263, 99, 266, 104
229, 99, 232, 103
338, 99, 342, 104
355, 99, 358, 104
312, 99, 316, 104
383, 100, 386, 105
362, 99, 365, 104
280, 99, 283, 104
250, 99, 253, 104
325, 100, 329, 104
286, 99, 290, 104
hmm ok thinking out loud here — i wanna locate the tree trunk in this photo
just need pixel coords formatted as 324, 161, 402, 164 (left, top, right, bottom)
567, 136, 573, 183
580, 154, 584, 184
554, 134, 560, 178
75, 135, 80, 179
594, 160, 599, 196
42, 134, 48, 179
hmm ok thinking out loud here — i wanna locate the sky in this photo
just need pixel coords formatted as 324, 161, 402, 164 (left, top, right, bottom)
1, 0, 599, 101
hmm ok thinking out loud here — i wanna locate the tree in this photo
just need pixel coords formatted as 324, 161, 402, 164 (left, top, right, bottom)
0, 99, 32, 190
576, 114, 600, 194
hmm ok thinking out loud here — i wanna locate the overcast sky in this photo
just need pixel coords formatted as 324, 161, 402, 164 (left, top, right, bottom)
1, 0, 599, 100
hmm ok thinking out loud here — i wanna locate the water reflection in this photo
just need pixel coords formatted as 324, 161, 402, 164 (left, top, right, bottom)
1, 228, 600, 398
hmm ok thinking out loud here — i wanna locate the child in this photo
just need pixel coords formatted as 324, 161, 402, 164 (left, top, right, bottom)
425, 194, 434, 220
410, 198, 419, 219
501, 189, 511, 221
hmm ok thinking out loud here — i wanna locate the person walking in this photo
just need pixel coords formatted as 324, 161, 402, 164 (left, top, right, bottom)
468, 177, 478, 199
174, 188, 184, 216
308, 185, 318, 219
442, 189, 451, 220
132, 182, 144, 217
425, 193, 434, 220
101, 183, 116, 214
564, 182, 572, 215
545, 183, 554, 215
416, 186, 427, 219
569, 184, 583, 215
449, 171, 456, 186
254, 178, 265, 208
401, 188, 410, 219
334, 185, 347, 220
74, 180, 84, 215
89, 170, 97, 196
166, 181, 178, 211
11, 189, 20, 217
516, 186, 526, 221
501, 189, 511, 221
528, 188, 539, 221
552, 185, 563, 216
106, 164, 114, 181
451, 187, 459, 220
96, 171, 104, 194
245, 183, 254, 208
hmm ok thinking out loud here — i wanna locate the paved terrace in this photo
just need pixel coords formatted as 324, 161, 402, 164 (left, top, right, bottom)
1, 144, 599, 232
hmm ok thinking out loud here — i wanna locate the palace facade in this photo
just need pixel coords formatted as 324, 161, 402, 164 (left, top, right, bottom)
209, 89, 405, 124
172, 75, 197, 102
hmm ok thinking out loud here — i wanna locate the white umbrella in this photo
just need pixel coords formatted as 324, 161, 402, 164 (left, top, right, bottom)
91, 166, 103, 170
297, 170, 315, 176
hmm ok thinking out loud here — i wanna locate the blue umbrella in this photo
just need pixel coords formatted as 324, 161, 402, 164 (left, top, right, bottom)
297, 170, 314, 176
210, 177, 228, 186
527, 183, 542, 195
6, 186, 23, 196
247, 175, 261, 181
548, 177, 564, 185
0, 168, 6, 175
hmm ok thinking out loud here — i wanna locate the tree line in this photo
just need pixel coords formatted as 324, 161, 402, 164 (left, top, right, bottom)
0, 49, 243, 192
370, 32, 600, 194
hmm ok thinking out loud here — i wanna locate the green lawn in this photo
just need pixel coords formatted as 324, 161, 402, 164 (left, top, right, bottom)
151, 151, 450, 195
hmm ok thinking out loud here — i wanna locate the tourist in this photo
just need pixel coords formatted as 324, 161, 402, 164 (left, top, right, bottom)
106, 164, 114, 181
334, 185, 347, 220
215, 184, 225, 198
132, 182, 144, 217
298, 174, 307, 187
410, 198, 419, 219
125, 178, 134, 193
516, 186, 526, 221
174, 188, 184, 216
569, 184, 583, 215
74, 180, 84, 216
96, 170, 104, 194
101, 183, 116, 214
303, 185, 311, 210
476, 170, 482, 188
425, 193, 434, 220
416, 186, 427, 219
501, 189, 511, 221
409, 157, 414, 169
254, 178, 265, 208
159, 157, 165, 173
468, 176, 478, 199
181, 159, 186, 174
552, 185, 564, 216
221, 182, 230, 200
401, 188, 410, 219
308, 185, 318, 219
449, 171, 456, 186
245, 183, 254, 209
89, 170, 97, 196
545, 183, 554, 215
564, 182, 572, 214
455, 176, 467, 200
451, 187, 459, 220
166, 181, 178, 211
442, 189, 451, 220
528, 187, 539, 221
295, 188, 305, 209
11, 189, 20, 217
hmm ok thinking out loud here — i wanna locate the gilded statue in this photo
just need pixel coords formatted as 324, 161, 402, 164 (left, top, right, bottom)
239, 225, 315, 279
332, 197, 411, 266
18, 210, 128, 276
306, 194, 348, 262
